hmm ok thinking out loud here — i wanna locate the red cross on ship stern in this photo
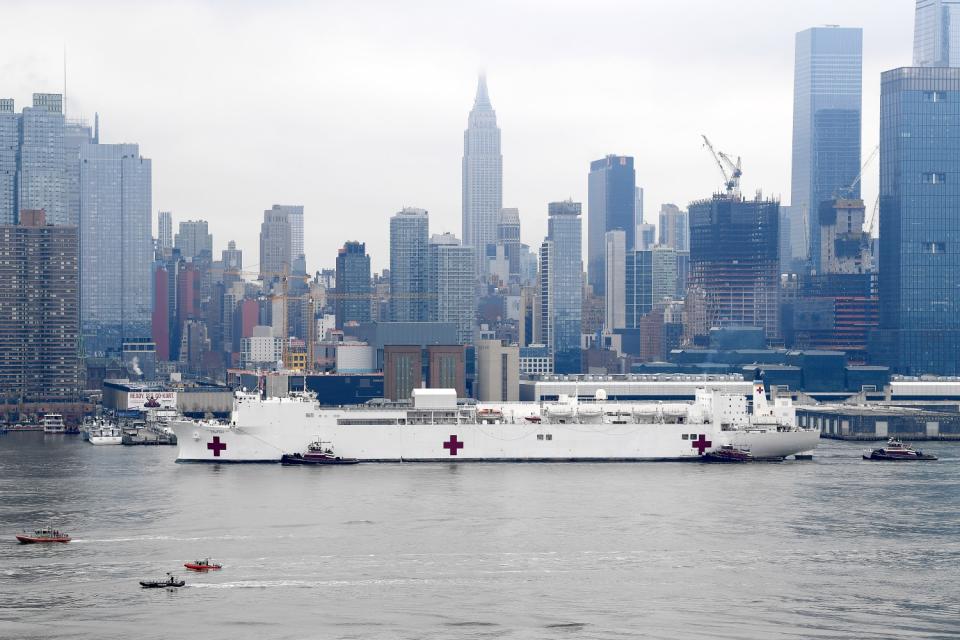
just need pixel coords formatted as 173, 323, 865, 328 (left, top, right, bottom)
443, 435, 464, 456
207, 436, 227, 457
691, 434, 712, 455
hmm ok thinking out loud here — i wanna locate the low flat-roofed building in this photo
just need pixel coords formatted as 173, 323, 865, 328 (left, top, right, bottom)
519, 373, 753, 402
798, 404, 960, 440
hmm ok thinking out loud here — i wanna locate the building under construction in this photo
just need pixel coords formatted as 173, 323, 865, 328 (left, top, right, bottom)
688, 194, 780, 343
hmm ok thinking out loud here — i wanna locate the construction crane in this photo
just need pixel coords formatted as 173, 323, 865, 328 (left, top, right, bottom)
836, 144, 879, 200
701, 135, 742, 197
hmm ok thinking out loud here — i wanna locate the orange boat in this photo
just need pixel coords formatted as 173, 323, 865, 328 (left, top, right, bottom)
16, 527, 70, 544
184, 558, 222, 571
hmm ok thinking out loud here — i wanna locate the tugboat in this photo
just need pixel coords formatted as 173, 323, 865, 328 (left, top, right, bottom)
863, 438, 938, 461
281, 441, 359, 465
702, 445, 754, 463
16, 527, 71, 544
140, 573, 185, 589
184, 558, 222, 571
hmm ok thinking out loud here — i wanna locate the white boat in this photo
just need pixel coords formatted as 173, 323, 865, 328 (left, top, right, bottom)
87, 419, 122, 445
42, 414, 65, 434
170, 383, 820, 463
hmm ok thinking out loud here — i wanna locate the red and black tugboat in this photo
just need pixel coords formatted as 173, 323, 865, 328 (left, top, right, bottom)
184, 558, 222, 571
863, 438, 938, 461
702, 445, 754, 463
140, 573, 185, 589
16, 527, 71, 544
281, 441, 359, 465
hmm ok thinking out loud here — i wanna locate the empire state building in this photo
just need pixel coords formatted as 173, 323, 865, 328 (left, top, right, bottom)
461, 74, 503, 275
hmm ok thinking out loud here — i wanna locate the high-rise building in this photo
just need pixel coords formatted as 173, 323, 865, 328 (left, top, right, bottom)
462, 74, 503, 275
334, 241, 371, 329
604, 230, 626, 330
174, 219, 212, 261
689, 195, 780, 342
658, 204, 689, 252
259, 205, 293, 279
914, 0, 960, 67
625, 249, 651, 328
0, 210, 80, 404
428, 233, 476, 345
79, 143, 152, 355
285, 205, 305, 263
19, 94, 67, 225
0, 99, 16, 225
222, 240, 242, 272
157, 211, 173, 251
651, 245, 678, 304
389, 207, 429, 322
790, 27, 862, 271
63, 118, 94, 227
872, 67, 960, 374
497, 207, 522, 283
539, 201, 583, 374
588, 155, 636, 294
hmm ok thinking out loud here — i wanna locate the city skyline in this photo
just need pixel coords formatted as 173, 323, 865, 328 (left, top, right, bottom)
0, 1, 912, 271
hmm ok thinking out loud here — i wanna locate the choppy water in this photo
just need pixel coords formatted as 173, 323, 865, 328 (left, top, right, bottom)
1, 432, 959, 639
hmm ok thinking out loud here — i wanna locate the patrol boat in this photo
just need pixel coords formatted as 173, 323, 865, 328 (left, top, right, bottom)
171, 383, 819, 463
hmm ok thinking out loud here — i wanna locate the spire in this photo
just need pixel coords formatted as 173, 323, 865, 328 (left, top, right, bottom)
473, 72, 492, 110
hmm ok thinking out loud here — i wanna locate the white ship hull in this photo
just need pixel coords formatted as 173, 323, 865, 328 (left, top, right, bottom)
170, 387, 820, 463
172, 420, 819, 463
88, 435, 122, 445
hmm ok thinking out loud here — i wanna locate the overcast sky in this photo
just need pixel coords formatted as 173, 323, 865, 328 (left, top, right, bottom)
0, 0, 913, 272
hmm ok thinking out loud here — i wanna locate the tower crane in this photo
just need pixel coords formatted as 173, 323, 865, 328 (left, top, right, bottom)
701, 135, 742, 197
836, 144, 879, 200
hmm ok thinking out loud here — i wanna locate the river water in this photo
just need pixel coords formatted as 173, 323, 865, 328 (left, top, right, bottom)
1, 432, 958, 639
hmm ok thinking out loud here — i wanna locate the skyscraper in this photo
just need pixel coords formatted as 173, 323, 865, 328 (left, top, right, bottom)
19, 94, 67, 225
389, 207, 429, 322
63, 118, 94, 227
286, 205, 305, 263
588, 155, 636, 294
334, 241, 371, 329
0, 210, 80, 405
790, 27, 862, 272
497, 208, 522, 283
427, 233, 476, 345
873, 67, 960, 374
79, 143, 152, 355
689, 195, 780, 342
604, 230, 626, 330
462, 74, 503, 275
658, 204, 689, 252
157, 211, 173, 251
175, 219, 213, 261
259, 205, 292, 279
539, 201, 583, 374
914, 0, 960, 67
0, 99, 16, 225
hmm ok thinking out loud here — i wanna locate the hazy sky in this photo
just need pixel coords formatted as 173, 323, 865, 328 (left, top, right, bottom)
0, 0, 912, 272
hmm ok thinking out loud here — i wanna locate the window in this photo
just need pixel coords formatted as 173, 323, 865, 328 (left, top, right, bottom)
682, 434, 689, 440
923, 241, 947, 254
923, 91, 946, 102
537, 434, 544, 440
546, 434, 553, 441
922, 172, 947, 184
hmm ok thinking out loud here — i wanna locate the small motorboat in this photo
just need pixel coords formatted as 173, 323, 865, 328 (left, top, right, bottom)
702, 445, 753, 463
16, 527, 71, 544
863, 438, 938, 461
184, 558, 222, 571
140, 573, 185, 589
281, 441, 359, 465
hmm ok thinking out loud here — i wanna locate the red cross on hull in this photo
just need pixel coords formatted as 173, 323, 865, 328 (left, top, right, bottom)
443, 435, 464, 456
691, 434, 712, 455
207, 436, 227, 457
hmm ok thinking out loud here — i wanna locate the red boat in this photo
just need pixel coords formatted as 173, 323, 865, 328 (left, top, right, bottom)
184, 558, 222, 571
16, 527, 71, 544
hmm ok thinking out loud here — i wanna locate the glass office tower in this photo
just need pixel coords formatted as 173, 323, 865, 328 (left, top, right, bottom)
873, 67, 960, 374
790, 27, 862, 272
539, 201, 583, 374
587, 155, 635, 294
914, 0, 960, 67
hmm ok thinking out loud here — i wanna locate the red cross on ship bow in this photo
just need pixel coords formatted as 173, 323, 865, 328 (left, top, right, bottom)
207, 436, 227, 457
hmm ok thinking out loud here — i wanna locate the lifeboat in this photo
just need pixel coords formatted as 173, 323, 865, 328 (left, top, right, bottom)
544, 405, 574, 420
184, 558, 222, 571
577, 405, 603, 423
